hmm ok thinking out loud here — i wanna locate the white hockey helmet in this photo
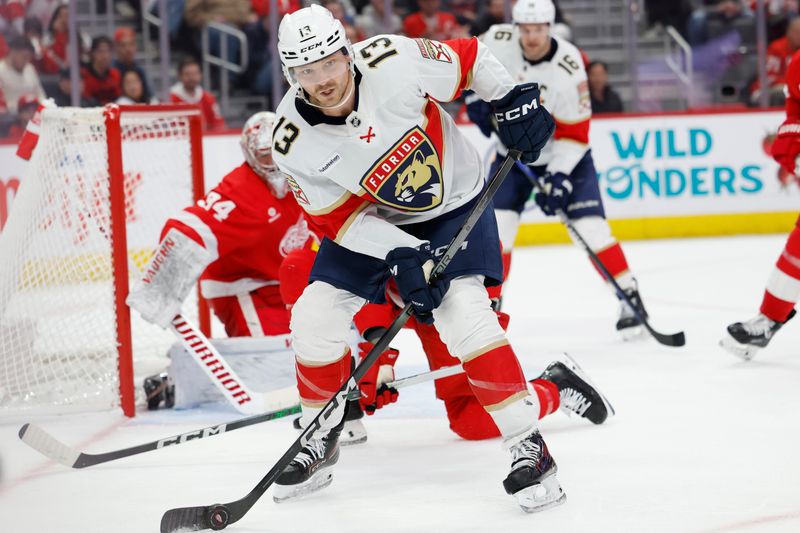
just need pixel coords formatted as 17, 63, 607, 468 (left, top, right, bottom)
240, 111, 288, 198
512, 0, 556, 25
277, 5, 355, 93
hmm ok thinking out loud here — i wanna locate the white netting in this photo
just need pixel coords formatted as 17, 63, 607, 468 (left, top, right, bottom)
0, 106, 202, 414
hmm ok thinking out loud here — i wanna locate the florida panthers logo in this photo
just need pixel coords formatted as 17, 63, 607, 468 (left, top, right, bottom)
360, 127, 443, 212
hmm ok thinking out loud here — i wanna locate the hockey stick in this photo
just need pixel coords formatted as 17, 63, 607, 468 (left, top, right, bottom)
159, 149, 523, 533
17, 405, 301, 469
17, 366, 462, 469
516, 162, 685, 347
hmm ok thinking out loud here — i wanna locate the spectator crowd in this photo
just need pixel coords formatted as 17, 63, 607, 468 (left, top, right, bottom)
17, 0, 798, 141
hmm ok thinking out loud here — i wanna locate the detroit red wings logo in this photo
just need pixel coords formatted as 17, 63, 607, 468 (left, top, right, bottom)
360, 127, 443, 212
279, 214, 318, 256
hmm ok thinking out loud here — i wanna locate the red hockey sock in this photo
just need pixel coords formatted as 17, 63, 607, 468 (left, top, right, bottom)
531, 378, 560, 419
593, 242, 630, 282
760, 223, 800, 322
462, 342, 528, 409
295, 349, 352, 407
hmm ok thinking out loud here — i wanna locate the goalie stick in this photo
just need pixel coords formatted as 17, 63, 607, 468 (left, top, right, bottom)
158, 149, 523, 533
18, 365, 464, 469
170, 314, 300, 415
517, 162, 686, 347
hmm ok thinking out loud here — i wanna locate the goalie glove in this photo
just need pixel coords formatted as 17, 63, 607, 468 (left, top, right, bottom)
126, 228, 213, 328
357, 339, 400, 415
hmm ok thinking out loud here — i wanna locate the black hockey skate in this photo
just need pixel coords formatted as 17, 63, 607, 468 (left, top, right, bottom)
720, 309, 796, 361
615, 283, 649, 340
292, 397, 367, 445
503, 430, 566, 513
273, 416, 344, 503
538, 354, 615, 425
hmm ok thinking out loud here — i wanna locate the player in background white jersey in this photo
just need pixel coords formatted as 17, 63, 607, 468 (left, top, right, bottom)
271, 5, 564, 513
720, 49, 800, 360
467, 0, 651, 338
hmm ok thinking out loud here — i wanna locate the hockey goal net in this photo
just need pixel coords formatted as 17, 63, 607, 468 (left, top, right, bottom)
0, 104, 209, 416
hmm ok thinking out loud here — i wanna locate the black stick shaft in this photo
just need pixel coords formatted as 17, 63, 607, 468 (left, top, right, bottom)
160, 149, 522, 533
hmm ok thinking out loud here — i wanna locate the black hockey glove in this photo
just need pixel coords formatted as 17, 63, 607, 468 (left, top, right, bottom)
492, 83, 555, 164
534, 172, 573, 216
464, 91, 495, 138
385, 245, 450, 324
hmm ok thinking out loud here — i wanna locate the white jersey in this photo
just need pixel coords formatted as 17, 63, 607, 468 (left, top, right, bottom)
480, 25, 591, 175
273, 35, 515, 260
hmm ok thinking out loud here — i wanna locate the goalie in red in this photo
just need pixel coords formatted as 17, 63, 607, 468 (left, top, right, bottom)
127, 111, 318, 338
720, 50, 800, 360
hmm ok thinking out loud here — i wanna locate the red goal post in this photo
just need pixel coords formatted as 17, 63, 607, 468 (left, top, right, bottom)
0, 104, 210, 417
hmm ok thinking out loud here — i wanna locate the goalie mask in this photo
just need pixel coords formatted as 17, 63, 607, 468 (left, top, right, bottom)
277, 5, 355, 108
240, 111, 289, 199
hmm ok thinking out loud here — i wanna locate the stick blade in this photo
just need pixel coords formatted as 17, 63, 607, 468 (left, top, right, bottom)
652, 330, 686, 347
18, 423, 81, 468
161, 503, 235, 533
160, 506, 212, 532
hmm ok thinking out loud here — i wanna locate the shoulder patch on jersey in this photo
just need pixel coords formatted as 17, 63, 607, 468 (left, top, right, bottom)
286, 174, 310, 206
360, 126, 443, 212
414, 38, 452, 63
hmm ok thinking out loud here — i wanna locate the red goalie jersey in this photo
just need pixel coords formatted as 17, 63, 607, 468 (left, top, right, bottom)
163, 161, 319, 336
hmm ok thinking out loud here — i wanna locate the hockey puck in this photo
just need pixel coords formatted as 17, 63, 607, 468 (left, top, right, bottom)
207, 504, 230, 530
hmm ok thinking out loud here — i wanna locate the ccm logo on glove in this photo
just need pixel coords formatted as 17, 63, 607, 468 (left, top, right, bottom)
494, 99, 539, 123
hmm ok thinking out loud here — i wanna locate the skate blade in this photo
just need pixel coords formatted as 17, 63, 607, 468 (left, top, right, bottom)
515, 472, 567, 513
560, 353, 616, 420
719, 335, 758, 361
273, 470, 334, 503
340, 419, 368, 446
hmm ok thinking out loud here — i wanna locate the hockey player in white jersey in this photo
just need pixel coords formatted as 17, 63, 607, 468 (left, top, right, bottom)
468, 0, 651, 338
271, 4, 563, 514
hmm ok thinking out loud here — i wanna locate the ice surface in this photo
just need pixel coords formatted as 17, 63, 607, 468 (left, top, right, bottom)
1, 235, 799, 533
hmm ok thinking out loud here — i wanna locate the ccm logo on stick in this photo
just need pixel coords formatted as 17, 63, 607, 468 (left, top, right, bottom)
494, 101, 539, 122
157, 425, 227, 448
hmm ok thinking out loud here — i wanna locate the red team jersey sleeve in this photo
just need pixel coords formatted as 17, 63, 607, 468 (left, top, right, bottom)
784, 49, 800, 120
162, 163, 317, 297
